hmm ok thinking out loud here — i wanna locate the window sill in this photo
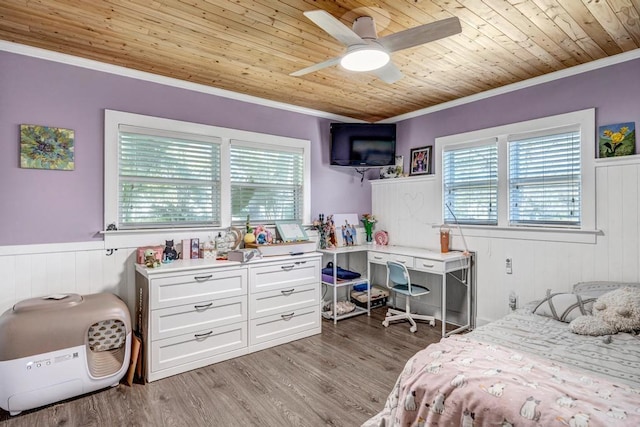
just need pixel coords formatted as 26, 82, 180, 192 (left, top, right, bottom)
435, 224, 601, 244
102, 227, 225, 249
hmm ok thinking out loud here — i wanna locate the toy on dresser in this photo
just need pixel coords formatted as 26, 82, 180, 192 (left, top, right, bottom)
163, 240, 179, 262
144, 249, 161, 268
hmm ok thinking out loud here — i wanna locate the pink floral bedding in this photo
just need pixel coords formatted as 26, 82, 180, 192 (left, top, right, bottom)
363, 335, 640, 426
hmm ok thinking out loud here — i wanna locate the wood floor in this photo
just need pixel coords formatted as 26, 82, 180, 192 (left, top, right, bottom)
0, 307, 448, 426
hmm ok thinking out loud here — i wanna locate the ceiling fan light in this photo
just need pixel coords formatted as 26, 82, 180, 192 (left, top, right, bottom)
340, 48, 390, 72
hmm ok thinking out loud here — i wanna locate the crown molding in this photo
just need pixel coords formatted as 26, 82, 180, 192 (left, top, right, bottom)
379, 49, 640, 124
0, 40, 362, 123
2, 40, 638, 125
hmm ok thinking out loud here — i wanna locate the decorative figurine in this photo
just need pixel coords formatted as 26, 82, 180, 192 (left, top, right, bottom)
253, 225, 273, 245
163, 240, 178, 261
144, 249, 161, 268
327, 216, 337, 247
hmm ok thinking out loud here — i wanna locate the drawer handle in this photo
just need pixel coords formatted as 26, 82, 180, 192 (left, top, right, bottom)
194, 302, 213, 310
194, 274, 213, 282
281, 312, 295, 321
422, 263, 434, 268
194, 331, 213, 339
281, 265, 295, 271
294, 261, 307, 265
373, 256, 383, 260
280, 289, 295, 296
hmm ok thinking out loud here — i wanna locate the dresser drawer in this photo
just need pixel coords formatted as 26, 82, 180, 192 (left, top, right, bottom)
413, 258, 444, 273
150, 267, 247, 309
368, 252, 414, 268
250, 283, 318, 320
250, 306, 320, 346
250, 258, 320, 294
151, 321, 247, 373
151, 295, 247, 340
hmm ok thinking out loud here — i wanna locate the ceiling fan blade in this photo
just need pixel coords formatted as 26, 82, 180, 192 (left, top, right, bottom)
378, 16, 461, 52
303, 10, 364, 46
290, 56, 341, 77
373, 62, 404, 84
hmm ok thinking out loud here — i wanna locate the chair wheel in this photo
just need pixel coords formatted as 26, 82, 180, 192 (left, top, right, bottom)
410, 325, 417, 333
382, 321, 389, 327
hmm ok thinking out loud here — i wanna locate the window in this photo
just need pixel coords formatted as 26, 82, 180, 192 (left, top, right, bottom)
436, 109, 595, 238
105, 110, 310, 235
509, 129, 580, 227
230, 141, 304, 223
443, 142, 498, 225
118, 127, 221, 229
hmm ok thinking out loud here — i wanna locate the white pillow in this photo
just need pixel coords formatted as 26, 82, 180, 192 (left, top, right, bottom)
533, 291, 595, 323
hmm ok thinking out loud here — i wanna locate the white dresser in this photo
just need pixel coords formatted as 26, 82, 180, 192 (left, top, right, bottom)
135, 253, 321, 382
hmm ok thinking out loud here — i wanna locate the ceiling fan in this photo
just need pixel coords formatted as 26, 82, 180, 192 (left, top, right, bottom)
290, 10, 462, 83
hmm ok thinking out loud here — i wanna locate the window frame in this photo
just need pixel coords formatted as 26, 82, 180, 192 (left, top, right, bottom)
435, 109, 596, 243
104, 110, 311, 245
116, 125, 224, 229
442, 138, 499, 226
229, 138, 307, 224
507, 126, 582, 227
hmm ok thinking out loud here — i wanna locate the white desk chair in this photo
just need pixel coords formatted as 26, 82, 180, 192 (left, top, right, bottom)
382, 261, 435, 333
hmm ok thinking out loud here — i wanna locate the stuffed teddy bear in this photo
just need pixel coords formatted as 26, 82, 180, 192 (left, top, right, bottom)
569, 287, 640, 336
144, 249, 161, 268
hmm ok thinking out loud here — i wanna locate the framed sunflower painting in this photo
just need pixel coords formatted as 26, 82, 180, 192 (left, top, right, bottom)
20, 124, 75, 170
598, 122, 635, 158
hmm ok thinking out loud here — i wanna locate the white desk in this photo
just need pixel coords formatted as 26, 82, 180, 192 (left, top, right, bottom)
320, 245, 473, 337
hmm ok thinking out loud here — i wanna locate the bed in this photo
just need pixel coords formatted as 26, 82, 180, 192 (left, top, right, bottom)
363, 282, 640, 427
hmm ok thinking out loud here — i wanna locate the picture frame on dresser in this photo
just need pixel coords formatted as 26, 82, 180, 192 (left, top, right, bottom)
275, 221, 309, 242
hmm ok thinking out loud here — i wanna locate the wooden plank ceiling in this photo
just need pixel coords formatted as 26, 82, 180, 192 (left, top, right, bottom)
1, 1, 639, 122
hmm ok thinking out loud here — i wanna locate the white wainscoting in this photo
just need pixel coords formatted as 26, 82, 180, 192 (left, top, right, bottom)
0, 244, 137, 317
373, 159, 640, 325
0, 233, 321, 319
0, 229, 254, 316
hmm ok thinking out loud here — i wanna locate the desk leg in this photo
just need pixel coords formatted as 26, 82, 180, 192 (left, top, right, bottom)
367, 279, 371, 316
441, 275, 446, 337
443, 264, 472, 337
333, 253, 338, 325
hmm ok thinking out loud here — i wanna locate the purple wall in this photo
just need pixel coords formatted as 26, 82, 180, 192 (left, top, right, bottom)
396, 57, 640, 173
3, 50, 638, 246
0, 51, 372, 246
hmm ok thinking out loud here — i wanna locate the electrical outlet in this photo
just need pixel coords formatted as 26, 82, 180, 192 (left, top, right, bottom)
506, 258, 512, 274
509, 292, 517, 310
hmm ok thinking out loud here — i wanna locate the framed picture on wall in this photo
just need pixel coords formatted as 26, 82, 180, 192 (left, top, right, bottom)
409, 146, 432, 176
598, 122, 635, 158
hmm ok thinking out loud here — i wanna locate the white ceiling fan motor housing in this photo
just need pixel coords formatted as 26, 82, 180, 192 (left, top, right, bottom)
352, 16, 378, 40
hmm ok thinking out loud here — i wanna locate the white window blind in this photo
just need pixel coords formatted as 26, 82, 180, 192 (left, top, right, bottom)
509, 130, 581, 226
230, 141, 304, 224
118, 127, 221, 229
443, 143, 498, 225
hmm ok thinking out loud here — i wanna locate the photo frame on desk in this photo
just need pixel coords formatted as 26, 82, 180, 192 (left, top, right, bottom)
332, 213, 359, 247
275, 221, 309, 242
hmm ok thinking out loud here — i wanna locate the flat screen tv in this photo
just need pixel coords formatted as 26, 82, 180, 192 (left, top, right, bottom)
330, 123, 396, 167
